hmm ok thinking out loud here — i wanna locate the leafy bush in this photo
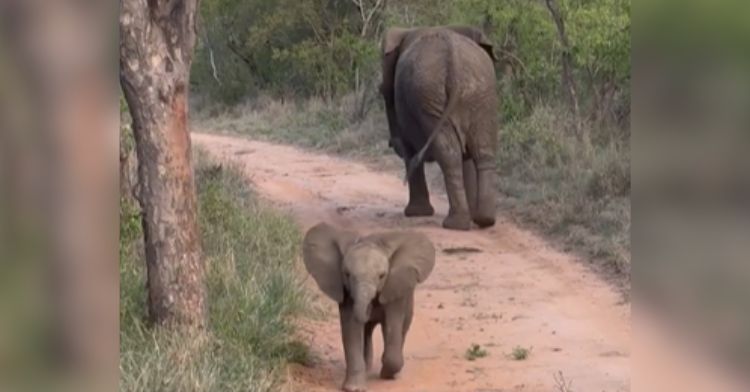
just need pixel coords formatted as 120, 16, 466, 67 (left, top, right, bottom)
193, 0, 382, 104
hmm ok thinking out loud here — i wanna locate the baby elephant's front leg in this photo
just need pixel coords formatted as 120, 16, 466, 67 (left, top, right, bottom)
340, 305, 367, 392
380, 300, 409, 379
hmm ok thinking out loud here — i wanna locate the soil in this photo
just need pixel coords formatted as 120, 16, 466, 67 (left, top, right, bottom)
193, 132, 631, 392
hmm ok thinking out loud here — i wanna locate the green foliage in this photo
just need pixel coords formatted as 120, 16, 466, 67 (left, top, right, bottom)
193, 0, 382, 104
192, 0, 630, 125
566, 0, 630, 82
120, 155, 310, 392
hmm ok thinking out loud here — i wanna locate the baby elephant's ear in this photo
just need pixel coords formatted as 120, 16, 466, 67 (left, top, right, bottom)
376, 231, 436, 304
302, 222, 358, 303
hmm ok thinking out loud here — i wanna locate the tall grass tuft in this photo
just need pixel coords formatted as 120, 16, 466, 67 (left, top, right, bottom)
120, 152, 310, 392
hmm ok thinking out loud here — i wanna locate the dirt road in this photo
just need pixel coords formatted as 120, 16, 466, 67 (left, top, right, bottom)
193, 132, 630, 392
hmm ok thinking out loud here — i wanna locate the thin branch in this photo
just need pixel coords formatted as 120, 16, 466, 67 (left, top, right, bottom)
497, 49, 528, 75
362, 0, 384, 38
545, 0, 582, 134
197, 15, 221, 85
351, 0, 385, 38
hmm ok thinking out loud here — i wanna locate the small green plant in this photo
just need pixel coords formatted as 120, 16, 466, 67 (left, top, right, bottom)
465, 344, 488, 361
510, 345, 532, 360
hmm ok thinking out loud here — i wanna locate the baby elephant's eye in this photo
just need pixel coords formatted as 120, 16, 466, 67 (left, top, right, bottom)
379, 273, 386, 280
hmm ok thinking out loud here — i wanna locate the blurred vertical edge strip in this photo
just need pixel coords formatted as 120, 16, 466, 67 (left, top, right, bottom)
0, 0, 119, 391
633, 0, 750, 391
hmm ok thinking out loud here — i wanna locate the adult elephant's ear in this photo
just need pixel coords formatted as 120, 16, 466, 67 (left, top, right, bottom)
446, 25, 497, 62
380, 27, 414, 97
375, 231, 436, 304
303, 222, 358, 303
382, 27, 413, 55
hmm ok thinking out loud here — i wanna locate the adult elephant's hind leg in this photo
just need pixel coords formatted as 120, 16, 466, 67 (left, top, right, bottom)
468, 102, 498, 228
433, 128, 471, 230
463, 159, 479, 220
473, 162, 496, 227
404, 159, 434, 217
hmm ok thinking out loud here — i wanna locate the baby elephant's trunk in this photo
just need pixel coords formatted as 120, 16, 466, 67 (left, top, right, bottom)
353, 283, 377, 324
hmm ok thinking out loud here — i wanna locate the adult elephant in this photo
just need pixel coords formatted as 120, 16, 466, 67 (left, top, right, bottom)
380, 26, 499, 230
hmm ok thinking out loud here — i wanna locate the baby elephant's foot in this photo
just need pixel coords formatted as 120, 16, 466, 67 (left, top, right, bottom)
380, 354, 404, 379
341, 378, 367, 392
342, 369, 366, 392
442, 213, 471, 231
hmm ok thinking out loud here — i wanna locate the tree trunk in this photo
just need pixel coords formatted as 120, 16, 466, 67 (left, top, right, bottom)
120, 0, 207, 328
545, 0, 582, 133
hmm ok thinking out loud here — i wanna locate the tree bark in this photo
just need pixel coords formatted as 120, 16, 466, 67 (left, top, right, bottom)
120, 0, 207, 328
545, 0, 582, 133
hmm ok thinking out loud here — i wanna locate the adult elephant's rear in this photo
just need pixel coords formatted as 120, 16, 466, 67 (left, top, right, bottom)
380, 26, 498, 230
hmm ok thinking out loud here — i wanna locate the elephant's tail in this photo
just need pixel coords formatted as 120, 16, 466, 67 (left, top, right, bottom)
405, 38, 462, 184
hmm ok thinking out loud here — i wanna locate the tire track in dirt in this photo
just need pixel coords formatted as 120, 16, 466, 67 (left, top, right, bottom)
192, 132, 630, 392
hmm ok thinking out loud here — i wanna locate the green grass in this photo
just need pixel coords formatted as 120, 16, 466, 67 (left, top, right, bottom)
119, 153, 310, 392
464, 343, 488, 361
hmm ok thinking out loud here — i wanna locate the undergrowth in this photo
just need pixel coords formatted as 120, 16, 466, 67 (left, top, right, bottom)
119, 151, 310, 392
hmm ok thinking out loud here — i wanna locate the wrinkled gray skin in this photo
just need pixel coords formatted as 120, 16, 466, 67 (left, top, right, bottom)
380, 25, 499, 230
303, 222, 436, 392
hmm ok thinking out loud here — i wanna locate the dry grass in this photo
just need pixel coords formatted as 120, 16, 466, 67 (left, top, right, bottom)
553, 371, 575, 392
496, 105, 630, 283
194, 93, 395, 164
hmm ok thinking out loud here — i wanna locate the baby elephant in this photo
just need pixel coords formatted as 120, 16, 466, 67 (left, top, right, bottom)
302, 222, 436, 392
